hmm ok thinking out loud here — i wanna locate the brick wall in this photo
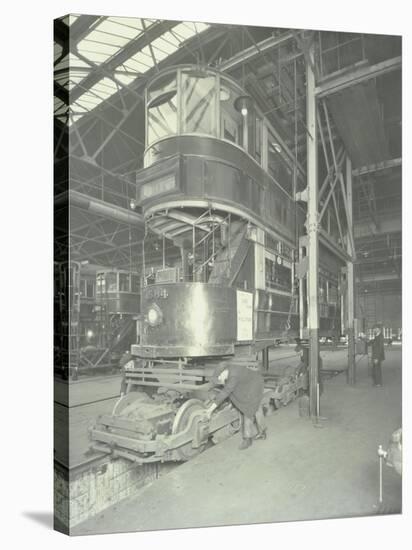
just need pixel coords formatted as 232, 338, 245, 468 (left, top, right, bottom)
54, 458, 175, 530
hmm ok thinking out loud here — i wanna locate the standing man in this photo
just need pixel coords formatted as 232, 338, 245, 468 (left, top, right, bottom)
205, 363, 267, 450
369, 324, 385, 387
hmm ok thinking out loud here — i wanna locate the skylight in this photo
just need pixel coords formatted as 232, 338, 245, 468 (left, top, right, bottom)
77, 17, 149, 64
53, 16, 211, 125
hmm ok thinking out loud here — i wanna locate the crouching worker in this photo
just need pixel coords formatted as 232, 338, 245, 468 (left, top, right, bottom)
205, 363, 267, 450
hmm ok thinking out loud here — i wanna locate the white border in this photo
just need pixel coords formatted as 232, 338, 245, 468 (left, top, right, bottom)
1, 1, 410, 549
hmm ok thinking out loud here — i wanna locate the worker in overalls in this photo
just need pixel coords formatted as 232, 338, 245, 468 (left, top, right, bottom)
206, 363, 267, 450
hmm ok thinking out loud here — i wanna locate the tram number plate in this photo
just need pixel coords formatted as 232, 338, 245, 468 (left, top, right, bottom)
146, 287, 169, 300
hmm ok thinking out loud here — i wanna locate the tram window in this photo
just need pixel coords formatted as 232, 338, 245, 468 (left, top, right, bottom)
328, 282, 338, 303
80, 279, 86, 297
319, 277, 327, 303
131, 275, 139, 293
106, 272, 117, 292
222, 117, 238, 143
86, 280, 95, 298
119, 273, 130, 292
147, 73, 177, 145
96, 273, 105, 293
181, 73, 216, 136
220, 87, 243, 146
265, 256, 292, 292
267, 131, 294, 195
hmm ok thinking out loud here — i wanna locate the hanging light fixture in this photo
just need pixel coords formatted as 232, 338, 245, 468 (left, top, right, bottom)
234, 95, 253, 117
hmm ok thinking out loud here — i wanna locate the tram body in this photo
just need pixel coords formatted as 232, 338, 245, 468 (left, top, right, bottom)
54, 263, 140, 378
90, 65, 343, 462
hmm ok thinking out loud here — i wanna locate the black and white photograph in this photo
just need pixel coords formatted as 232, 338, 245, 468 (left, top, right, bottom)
53, 11, 403, 535
2, 0, 410, 548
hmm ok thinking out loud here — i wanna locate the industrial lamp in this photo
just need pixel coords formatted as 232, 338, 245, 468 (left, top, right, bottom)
234, 95, 253, 117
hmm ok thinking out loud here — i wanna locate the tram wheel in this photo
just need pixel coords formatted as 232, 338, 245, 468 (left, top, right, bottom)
172, 399, 207, 461
112, 390, 151, 416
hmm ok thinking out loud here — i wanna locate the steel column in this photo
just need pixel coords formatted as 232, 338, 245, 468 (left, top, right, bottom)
306, 43, 319, 417
346, 155, 356, 385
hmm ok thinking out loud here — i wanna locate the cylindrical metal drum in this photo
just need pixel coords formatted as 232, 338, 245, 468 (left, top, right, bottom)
133, 283, 236, 358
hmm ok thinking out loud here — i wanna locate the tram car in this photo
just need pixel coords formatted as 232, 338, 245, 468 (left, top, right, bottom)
76, 268, 141, 378
54, 263, 140, 379
90, 65, 344, 462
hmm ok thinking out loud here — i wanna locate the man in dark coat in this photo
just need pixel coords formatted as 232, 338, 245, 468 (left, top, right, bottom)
205, 363, 266, 450
369, 325, 385, 386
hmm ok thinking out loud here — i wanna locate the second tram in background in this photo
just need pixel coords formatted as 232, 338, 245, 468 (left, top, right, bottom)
54, 262, 140, 379
90, 65, 344, 462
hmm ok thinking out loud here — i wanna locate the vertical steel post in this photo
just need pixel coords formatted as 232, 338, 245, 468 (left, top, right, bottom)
262, 347, 269, 372
346, 155, 356, 384
306, 42, 320, 417
298, 237, 306, 338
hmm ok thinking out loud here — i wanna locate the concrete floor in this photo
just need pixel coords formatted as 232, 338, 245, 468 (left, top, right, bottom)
72, 347, 402, 535
54, 374, 122, 467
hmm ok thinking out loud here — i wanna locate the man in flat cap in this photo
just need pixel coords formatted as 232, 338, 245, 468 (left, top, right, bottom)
369, 324, 385, 387
205, 362, 266, 450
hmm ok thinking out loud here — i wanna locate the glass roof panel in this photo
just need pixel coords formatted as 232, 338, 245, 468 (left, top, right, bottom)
75, 77, 120, 111
120, 59, 150, 73
55, 52, 91, 74
150, 36, 179, 58
78, 50, 113, 64
173, 22, 206, 40
69, 18, 210, 122
159, 31, 182, 48
95, 18, 143, 40
79, 29, 130, 48
115, 73, 137, 86
55, 75, 69, 88
78, 42, 120, 57
68, 74, 87, 90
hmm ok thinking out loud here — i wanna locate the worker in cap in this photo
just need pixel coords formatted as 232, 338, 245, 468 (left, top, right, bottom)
205, 362, 266, 450
368, 324, 385, 387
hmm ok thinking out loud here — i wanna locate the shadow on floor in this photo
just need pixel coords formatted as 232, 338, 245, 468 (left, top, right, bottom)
22, 511, 53, 530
